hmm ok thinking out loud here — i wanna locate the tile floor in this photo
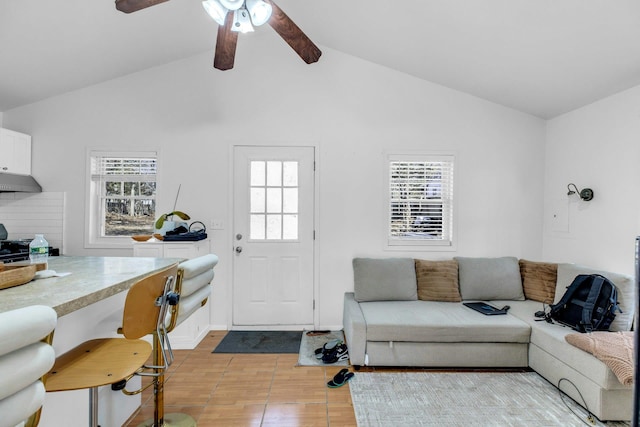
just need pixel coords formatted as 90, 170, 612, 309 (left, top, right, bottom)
123, 331, 357, 426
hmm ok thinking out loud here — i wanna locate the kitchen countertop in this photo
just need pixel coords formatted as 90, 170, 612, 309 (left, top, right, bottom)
0, 256, 182, 316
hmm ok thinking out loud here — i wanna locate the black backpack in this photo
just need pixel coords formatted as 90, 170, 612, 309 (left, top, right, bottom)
547, 274, 620, 333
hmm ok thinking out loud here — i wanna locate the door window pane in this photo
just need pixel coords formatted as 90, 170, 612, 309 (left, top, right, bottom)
267, 161, 282, 186
266, 188, 282, 213
250, 215, 265, 239
283, 215, 298, 239
283, 188, 298, 213
283, 162, 298, 186
250, 188, 265, 213
266, 215, 282, 239
251, 161, 265, 186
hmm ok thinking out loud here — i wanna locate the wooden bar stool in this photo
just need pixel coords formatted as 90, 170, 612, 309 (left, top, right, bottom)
134, 254, 218, 427
0, 305, 57, 427
45, 263, 179, 427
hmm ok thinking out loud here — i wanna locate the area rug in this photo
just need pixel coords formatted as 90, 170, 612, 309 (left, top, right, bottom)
297, 330, 349, 367
349, 371, 630, 427
213, 331, 302, 354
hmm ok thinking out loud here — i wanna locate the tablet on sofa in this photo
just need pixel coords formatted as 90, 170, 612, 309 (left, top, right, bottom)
463, 302, 509, 315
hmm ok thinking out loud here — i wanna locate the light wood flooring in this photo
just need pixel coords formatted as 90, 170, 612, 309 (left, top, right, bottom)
123, 331, 357, 426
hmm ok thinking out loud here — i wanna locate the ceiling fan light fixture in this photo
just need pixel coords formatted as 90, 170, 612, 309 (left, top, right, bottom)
219, 0, 244, 11
245, 0, 272, 26
202, 0, 228, 26
231, 8, 254, 33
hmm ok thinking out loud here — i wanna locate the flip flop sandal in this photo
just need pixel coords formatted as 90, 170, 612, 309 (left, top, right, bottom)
331, 368, 348, 382
327, 371, 354, 388
306, 330, 331, 336
314, 339, 342, 359
327, 373, 353, 388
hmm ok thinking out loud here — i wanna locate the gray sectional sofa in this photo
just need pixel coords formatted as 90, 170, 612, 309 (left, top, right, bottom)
342, 256, 635, 421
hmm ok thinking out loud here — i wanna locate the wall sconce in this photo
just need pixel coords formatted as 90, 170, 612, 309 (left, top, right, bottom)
567, 183, 594, 201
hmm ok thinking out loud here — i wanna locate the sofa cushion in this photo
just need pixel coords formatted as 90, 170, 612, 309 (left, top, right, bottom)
490, 299, 542, 324
359, 300, 530, 343
519, 259, 557, 304
456, 256, 524, 301
554, 264, 634, 332
353, 258, 417, 302
415, 259, 461, 302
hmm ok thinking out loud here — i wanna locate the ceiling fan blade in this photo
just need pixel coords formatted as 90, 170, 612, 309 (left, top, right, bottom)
214, 12, 239, 70
266, 1, 322, 64
115, 0, 169, 13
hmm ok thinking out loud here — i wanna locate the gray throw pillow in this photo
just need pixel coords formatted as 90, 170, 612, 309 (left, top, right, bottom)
555, 264, 635, 332
456, 256, 524, 301
353, 258, 417, 302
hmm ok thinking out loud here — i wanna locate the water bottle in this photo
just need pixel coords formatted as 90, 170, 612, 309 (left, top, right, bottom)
29, 234, 49, 267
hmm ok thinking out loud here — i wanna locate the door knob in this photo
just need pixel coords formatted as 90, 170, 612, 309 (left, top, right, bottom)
235, 246, 243, 254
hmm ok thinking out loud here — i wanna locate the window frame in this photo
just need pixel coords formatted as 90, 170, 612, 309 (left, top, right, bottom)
384, 152, 457, 251
85, 149, 159, 249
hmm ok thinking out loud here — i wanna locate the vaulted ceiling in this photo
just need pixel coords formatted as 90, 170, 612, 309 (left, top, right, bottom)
1, 0, 639, 118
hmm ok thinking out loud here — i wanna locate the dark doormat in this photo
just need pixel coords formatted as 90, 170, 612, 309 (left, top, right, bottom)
213, 331, 302, 354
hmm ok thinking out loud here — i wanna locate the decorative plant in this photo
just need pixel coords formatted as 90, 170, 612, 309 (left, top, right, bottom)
154, 184, 190, 229
154, 210, 190, 230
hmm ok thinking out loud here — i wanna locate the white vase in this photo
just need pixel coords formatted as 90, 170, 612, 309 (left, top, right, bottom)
156, 220, 176, 236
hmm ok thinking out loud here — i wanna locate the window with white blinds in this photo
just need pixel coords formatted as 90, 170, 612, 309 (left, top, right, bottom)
387, 154, 455, 247
86, 150, 157, 247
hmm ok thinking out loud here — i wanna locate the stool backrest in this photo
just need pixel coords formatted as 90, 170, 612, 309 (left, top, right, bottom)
0, 305, 57, 427
121, 264, 178, 340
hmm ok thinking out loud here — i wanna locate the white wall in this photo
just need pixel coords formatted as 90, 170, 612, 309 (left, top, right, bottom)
0, 192, 65, 250
543, 85, 640, 276
3, 37, 546, 329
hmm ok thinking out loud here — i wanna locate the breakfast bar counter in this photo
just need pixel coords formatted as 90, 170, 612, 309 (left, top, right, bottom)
0, 255, 183, 427
0, 256, 181, 316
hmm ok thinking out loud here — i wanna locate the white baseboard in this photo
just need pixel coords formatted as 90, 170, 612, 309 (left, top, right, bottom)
229, 324, 314, 331
315, 325, 344, 331
169, 327, 210, 350
205, 325, 345, 333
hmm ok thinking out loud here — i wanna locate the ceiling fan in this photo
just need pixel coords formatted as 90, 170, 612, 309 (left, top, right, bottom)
115, 0, 322, 71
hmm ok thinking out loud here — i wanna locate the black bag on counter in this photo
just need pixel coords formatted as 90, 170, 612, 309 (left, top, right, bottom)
162, 229, 207, 241
163, 222, 207, 241
548, 274, 620, 333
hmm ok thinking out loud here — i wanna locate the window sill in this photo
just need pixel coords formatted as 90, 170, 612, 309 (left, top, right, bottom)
385, 241, 457, 252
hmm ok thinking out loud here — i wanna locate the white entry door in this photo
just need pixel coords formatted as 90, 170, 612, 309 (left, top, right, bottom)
232, 146, 315, 327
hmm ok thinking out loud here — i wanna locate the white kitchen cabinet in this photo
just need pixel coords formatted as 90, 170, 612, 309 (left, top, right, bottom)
132, 239, 212, 349
132, 239, 210, 259
0, 128, 31, 175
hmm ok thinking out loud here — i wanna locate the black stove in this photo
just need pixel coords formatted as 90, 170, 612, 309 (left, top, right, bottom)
0, 239, 59, 263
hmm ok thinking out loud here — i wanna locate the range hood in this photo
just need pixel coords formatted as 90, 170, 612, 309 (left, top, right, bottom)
0, 172, 42, 192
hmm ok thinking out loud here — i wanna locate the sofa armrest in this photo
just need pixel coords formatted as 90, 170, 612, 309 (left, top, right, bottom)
343, 292, 367, 366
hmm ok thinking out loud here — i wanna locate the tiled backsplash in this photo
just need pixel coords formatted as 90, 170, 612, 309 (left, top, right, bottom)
0, 192, 65, 251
